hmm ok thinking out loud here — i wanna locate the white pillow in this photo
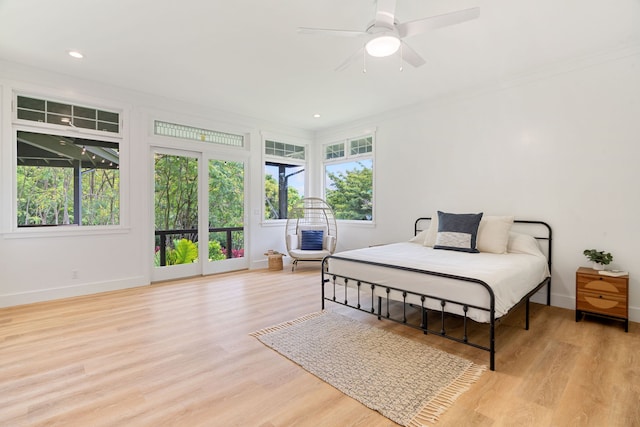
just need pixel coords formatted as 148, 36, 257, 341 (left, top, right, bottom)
477, 216, 514, 254
324, 235, 336, 252
507, 232, 544, 257
409, 228, 429, 244
287, 234, 299, 250
423, 214, 439, 247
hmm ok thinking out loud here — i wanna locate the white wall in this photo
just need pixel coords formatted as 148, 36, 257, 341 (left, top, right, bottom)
0, 60, 312, 307
321, 49, 640, 321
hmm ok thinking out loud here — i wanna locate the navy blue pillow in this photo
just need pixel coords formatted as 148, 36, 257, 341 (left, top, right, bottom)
300, 230, 324, 250
433, 211, 483, 253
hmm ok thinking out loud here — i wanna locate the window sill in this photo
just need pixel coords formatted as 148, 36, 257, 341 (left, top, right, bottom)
3, 225, 131, 239
261, 219, 287, 227
336, 220, 376, 228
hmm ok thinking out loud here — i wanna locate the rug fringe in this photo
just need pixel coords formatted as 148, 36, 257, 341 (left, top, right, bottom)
407, 363, 487, 426
250, 310, 327, 337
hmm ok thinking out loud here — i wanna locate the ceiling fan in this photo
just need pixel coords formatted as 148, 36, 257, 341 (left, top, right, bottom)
298, 0, 480, 71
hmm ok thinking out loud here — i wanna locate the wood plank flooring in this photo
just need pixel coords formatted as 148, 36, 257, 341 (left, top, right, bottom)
1, 267, 639, 426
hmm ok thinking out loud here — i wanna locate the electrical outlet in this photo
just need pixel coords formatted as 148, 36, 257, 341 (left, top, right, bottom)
72, 270, 78, 279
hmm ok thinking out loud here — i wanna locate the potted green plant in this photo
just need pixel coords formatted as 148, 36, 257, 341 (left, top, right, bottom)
583, 249, 613, 271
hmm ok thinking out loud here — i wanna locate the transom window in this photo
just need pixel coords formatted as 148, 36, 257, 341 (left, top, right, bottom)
265, 140, 305, 160
350, 137, 372, 155
154, 120, 244, 147
325, 143, 345, 159
16, 95, 120, 133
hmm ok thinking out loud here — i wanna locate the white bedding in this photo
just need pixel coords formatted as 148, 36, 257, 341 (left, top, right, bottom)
326, 242, 550, 323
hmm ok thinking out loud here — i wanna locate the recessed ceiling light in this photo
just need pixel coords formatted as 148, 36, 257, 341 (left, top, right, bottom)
313, 114, 321, 118
68, 50, 84, 59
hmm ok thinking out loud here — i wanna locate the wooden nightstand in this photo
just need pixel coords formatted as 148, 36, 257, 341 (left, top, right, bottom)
576, 267, 629, 332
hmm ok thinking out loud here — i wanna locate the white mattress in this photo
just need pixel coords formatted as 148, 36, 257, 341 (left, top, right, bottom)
326, 242, 550, 323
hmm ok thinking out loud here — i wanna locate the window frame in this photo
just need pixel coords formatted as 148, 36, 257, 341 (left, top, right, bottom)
8, 91, 127, 236
322, 134, 375, 223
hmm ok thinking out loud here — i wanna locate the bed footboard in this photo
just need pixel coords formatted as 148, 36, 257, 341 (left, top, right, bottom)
321, 257, 500, 370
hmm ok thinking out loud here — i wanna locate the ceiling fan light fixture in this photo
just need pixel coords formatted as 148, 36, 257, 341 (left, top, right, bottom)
67, 50, 84, 59
365, 35, 401, 58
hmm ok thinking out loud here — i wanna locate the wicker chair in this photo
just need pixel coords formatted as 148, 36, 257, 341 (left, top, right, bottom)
285, 197, 337, 271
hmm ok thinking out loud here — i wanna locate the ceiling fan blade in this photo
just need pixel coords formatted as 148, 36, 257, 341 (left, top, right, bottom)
397, 7, 480, 39
297, 27, 368, 37
335, 47, 365, 72
401, 42, 426, 68
374, 0, 397, 30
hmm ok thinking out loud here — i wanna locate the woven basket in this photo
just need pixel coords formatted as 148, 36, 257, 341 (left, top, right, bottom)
268, 254, 284, 271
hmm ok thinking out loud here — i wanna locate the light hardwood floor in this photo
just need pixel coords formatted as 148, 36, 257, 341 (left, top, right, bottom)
1, 267, 639, 426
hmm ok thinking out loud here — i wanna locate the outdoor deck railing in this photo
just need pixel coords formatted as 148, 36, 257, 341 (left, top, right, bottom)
155, 226, 243, 266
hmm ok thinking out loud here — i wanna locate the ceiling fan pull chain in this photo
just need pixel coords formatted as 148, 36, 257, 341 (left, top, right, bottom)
399, 43, 404, 72
362, 46, 367, 73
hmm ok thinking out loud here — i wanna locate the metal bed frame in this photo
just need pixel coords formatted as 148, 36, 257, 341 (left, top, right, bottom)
321, 218, 552, 371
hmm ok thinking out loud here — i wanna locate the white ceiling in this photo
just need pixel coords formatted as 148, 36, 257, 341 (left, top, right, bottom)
1, 0, 639, 131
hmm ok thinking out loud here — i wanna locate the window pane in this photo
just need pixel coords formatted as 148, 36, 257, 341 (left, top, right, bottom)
74, 117, 97, 130
264, 140, 305, 160
47, 101, 72, 116
74, 105, 96, 119
16, 131, 120, 226
325, 159, 372, 221
325, 143, 345, 160
98, 121, 119, 133
265, 163, 304, 220
209, 159, 244, 261
17, 109, 45, 122
17, 96, 45, 111
81, 167, 120, 225
349, 136, 373, 156
98, 110, 119, 123
153, 153, 198, 267
46, 113, 71, 126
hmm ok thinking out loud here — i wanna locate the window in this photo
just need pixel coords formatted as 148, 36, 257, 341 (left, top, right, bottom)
154, 120, 244, 147
16, 130, 120, 226
13, 93, 122, 229
264, 139, 305, 220
324, 135, 373, 221
16, 95, 120, 133
265, 140, 304, 159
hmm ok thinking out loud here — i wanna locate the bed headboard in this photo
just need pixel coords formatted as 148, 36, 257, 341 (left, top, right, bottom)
414, 217, 553, 272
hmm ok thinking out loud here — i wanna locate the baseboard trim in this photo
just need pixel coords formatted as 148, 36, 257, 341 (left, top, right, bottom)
251, 258, 292, 270
0, 276, 148, 308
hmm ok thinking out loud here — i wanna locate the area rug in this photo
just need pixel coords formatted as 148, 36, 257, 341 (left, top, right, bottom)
251, 310, 486, 426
